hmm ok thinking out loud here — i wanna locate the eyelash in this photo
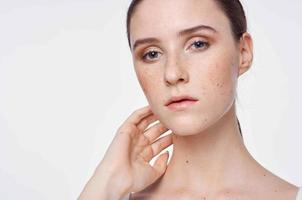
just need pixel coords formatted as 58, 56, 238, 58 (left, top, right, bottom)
141, 40, 210, 62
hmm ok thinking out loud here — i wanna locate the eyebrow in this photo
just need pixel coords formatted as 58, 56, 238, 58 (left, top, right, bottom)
132, 24, 218, 51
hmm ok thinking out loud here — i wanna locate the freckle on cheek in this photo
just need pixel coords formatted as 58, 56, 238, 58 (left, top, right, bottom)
216, 82, 224, 88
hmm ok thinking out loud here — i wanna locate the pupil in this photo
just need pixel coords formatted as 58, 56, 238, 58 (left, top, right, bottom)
150, 52, 156, 58
195, 41, 203, 47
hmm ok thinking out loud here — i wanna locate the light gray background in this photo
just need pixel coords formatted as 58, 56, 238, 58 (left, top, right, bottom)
0, 0, 301, 199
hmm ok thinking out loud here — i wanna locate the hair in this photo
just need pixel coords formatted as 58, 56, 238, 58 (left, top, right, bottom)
126, 0, 247, 137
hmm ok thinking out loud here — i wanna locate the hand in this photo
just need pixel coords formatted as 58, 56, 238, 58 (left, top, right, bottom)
97, 105, 173, 194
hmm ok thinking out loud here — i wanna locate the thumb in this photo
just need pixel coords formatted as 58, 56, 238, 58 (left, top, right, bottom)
152, 151, 169, 179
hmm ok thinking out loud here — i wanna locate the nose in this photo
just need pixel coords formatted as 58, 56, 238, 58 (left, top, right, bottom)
164, 55, 189, 86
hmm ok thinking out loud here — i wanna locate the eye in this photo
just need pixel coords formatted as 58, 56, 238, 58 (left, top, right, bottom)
190, 40, 209, 50
142, 50, 161, 62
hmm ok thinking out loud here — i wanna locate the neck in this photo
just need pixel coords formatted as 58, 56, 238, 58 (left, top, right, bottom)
158, 102, 263, 193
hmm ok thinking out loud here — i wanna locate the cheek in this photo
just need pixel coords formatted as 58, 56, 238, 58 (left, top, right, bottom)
135, 66, 149, 93
135, 67, 159, 99
206, 55, 238, 98
188, 51, 237, 102
135, 68, 164, 119
137, 73, 149, 94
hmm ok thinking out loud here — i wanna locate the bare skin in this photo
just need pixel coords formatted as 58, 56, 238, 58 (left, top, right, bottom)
127, 0, 299, 199
130, 104, 298, 200
79, 0, 299, 199
78, 105, 174, 199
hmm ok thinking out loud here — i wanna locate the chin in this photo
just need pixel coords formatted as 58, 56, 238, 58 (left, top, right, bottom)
150, 95, 235, 136
160, 113, 213, 136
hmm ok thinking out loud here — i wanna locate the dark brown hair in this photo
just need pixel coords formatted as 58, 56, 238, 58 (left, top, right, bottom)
126, 0, 247, 47
126, 0, 246, 137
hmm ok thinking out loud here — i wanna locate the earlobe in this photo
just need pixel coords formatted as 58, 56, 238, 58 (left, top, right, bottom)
238, 32, 253, 77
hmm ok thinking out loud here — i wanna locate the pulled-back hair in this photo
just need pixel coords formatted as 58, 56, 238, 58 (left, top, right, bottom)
126, 0, 247, 47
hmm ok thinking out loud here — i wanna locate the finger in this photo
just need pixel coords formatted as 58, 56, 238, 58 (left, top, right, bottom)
144, 122, 169, 142
151, 151, 169, 180
138, 144, 153, 163
136, 114, 158, 132
151, 133, 173, 158
140, 133, 173, 162
125, 105, 153, 126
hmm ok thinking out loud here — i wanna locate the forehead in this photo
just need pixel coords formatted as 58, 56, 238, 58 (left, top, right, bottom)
130, 0, 230, 44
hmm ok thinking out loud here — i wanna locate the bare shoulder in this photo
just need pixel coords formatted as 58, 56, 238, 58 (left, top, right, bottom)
129, 184, 300, 200
129, 170, 300, 200
255, 169, 300, 200
265, 182, 299, 200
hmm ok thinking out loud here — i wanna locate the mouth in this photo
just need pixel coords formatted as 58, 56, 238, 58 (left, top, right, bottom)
165, 95, 198, 111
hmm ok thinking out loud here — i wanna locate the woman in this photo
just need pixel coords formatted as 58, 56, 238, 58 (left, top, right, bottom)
79, 0, 302, 199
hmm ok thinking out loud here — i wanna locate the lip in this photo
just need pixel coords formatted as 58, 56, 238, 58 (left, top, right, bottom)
165, 95, 198, 111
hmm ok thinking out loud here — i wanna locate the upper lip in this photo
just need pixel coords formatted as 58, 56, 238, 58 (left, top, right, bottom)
165, 95, 198, 106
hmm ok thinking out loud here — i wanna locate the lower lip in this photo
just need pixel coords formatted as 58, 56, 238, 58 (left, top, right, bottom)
166, 100, 198, 111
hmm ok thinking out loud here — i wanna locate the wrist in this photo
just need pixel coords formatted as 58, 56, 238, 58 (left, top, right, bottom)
78, 167, 131, 200
93, 166, 132, 199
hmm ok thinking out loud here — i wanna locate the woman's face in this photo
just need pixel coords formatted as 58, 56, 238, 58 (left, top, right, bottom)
129, 0, 249, 136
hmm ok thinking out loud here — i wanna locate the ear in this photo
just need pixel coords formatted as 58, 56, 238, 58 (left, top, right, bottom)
238, 32, 253, 77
